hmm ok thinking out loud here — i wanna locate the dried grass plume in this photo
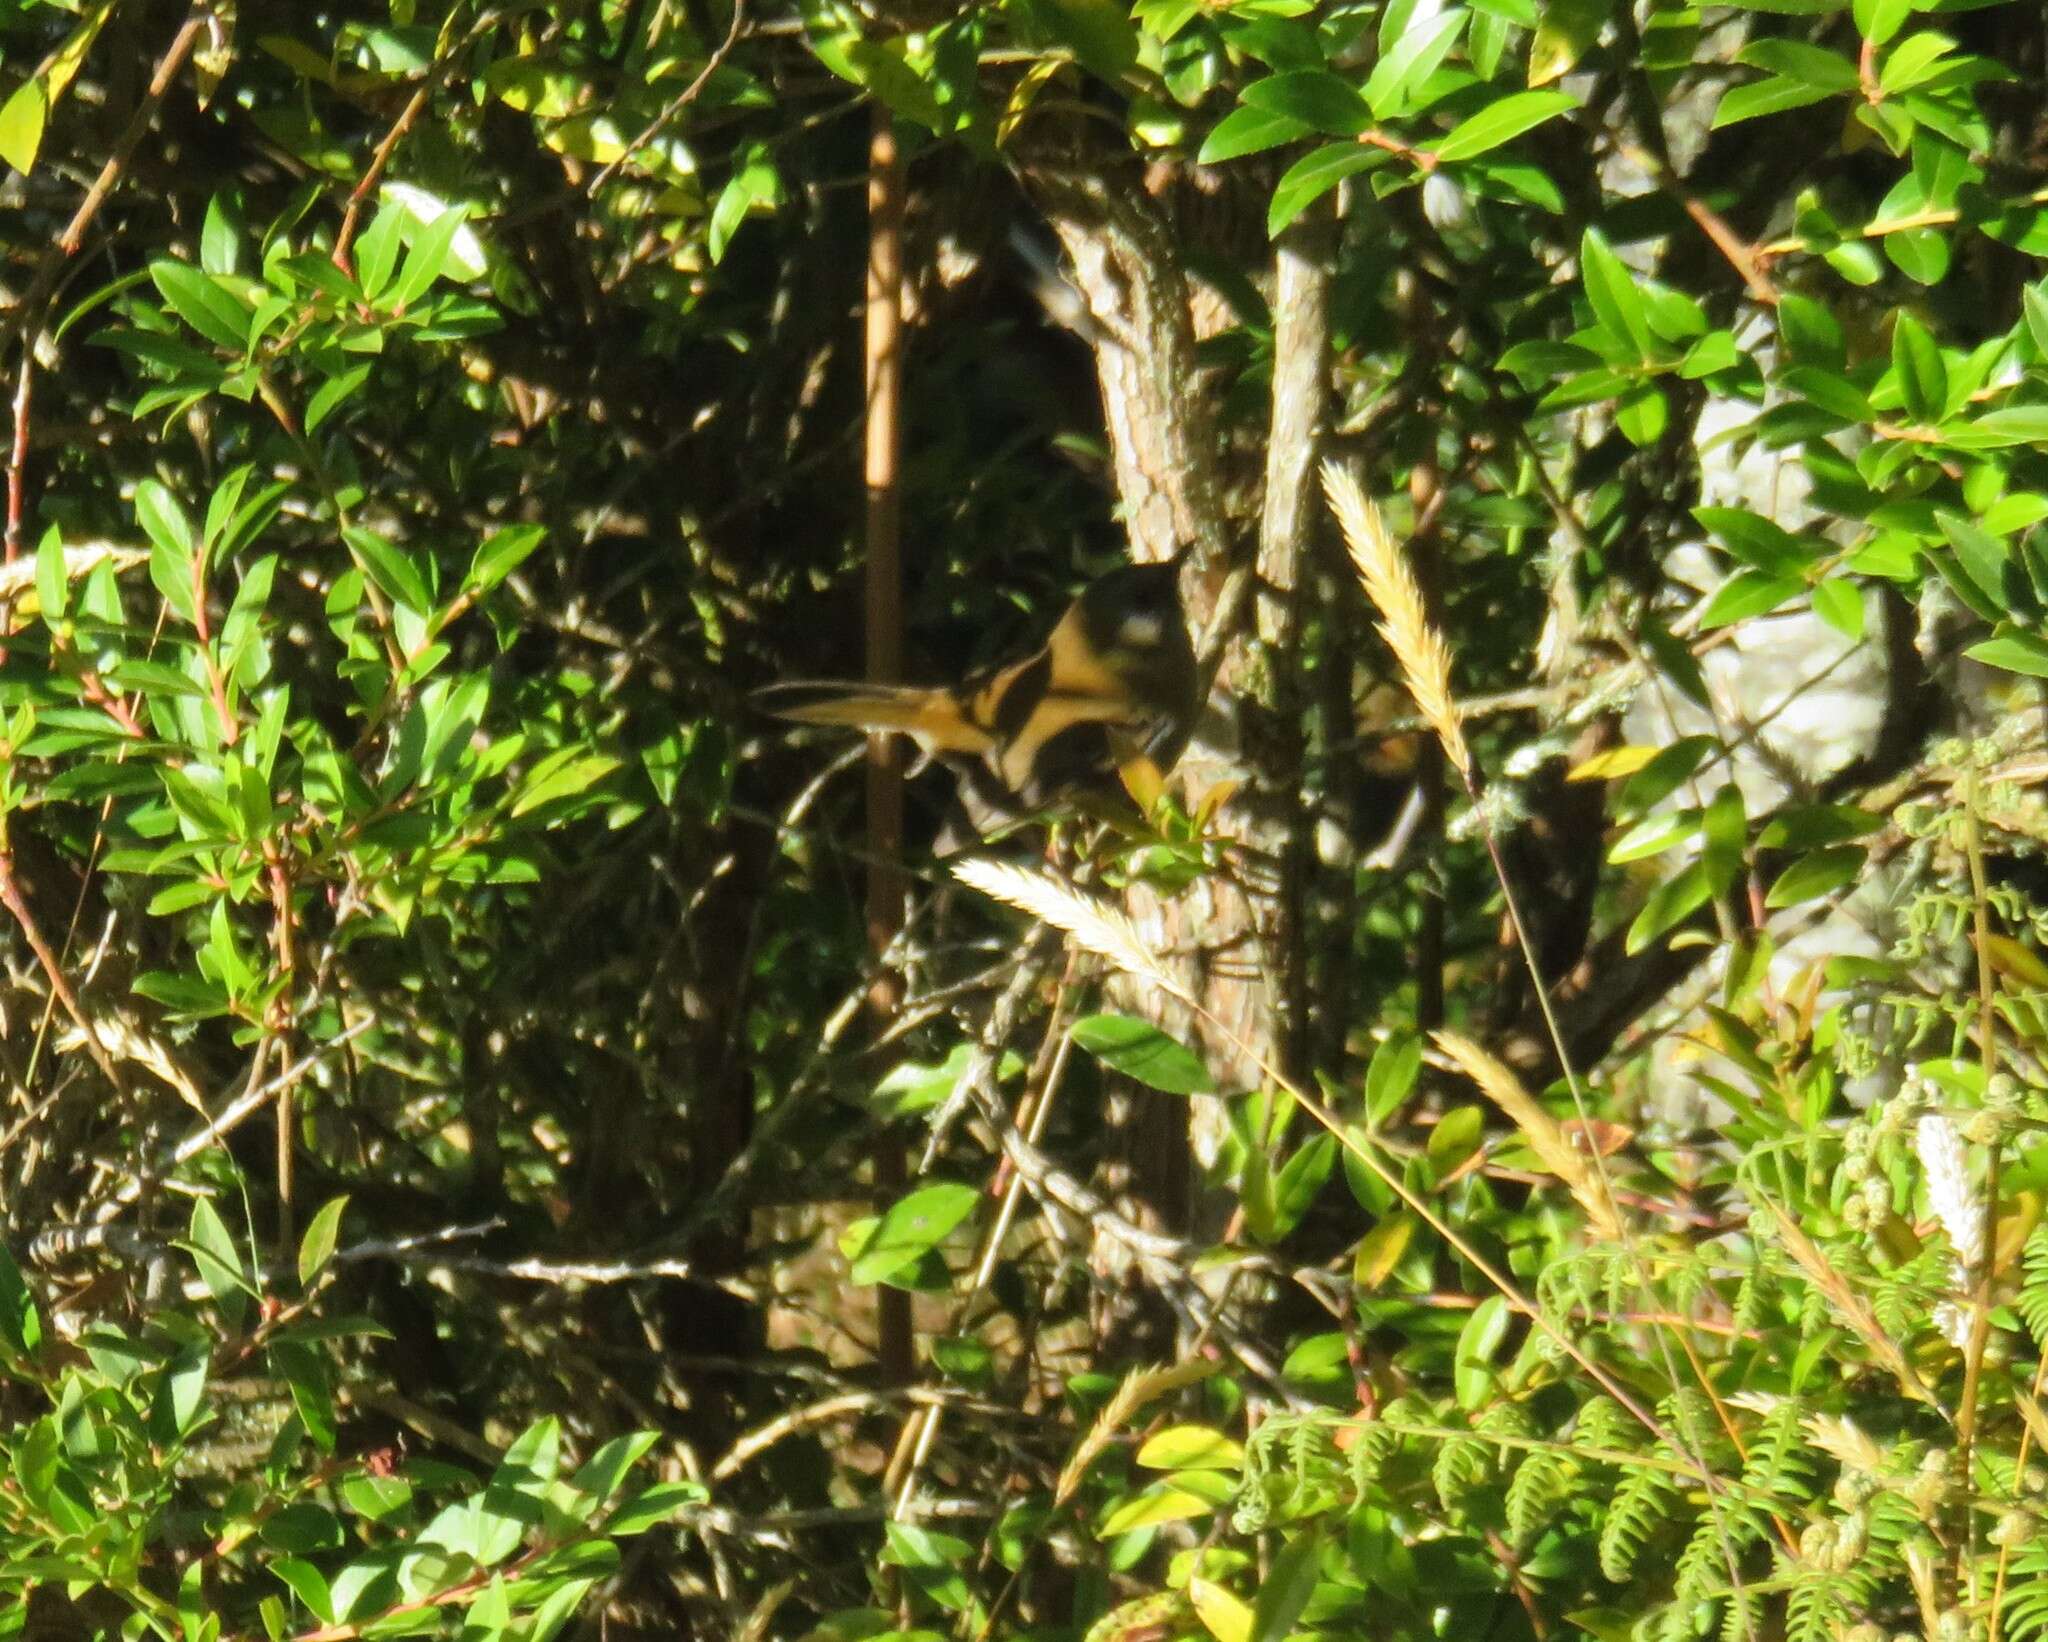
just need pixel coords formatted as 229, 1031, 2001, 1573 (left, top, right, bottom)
1321, 462, 1472, 780
1434, 1030, 1621, 1241
952, 857, 1190, 1006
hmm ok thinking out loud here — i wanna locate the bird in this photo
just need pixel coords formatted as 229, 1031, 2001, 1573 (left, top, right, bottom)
754, 556, 1199, 831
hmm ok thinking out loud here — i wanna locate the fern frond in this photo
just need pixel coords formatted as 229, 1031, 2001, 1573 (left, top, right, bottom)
1598, 1466, 1680, 1583
1504, 1445, 1578, 1551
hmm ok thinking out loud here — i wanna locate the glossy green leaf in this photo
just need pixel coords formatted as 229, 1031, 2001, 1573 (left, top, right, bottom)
1364, 1031, 1421, 1124
1198, 103, 1311, 163
0, 78, 47, 175
1626, 860, 1711, 953
1765, 845, 1865, 908
1712, 75, 1833, 127
1697, 569, 1802, 629
297, 1196, 349, 1290
150, 261, 251, 351
848, 1182, 978, 1284
1250, 1531, 1324, 1642
1240, 70, 1372, 137
1891, 312, 1946, 423
1579, 228, 1653, 360
1967, 630, 2048, 677
1811, 578, 1866, 641
1071, 1013, 1215, 1093
1362, 8, 1467, 119
1267, 143, 1385, 236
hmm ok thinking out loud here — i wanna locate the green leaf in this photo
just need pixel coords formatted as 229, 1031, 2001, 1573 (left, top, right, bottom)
33, 528, 67, 625
0, 78, 47, 175
848, 1182, 979, 1284
1937, 511, 2013, 612
1693, 507, 1810, 577
185, 1196, 255, 1304
1362, 8, 1466, 119
1967, 630, 2048, 678
1249, 1530, 1323, 1642
1697, 569, 1802, 630
1884, 226, 1949, 285
1364, 1031, 1420, 1124
1757, 804, 1883, 849
1070, 1013, 1215, 1093
1099, 1486, 1218, 1538
1811, 579, 1866, 641
342, 526, 432, 613
297, 1195, 349, 1290
2022, 283, 2048, 362
1197, 104, 1311, 164
0, 1241, 41, 1358
305, 363, 373, 436
1269, 1134, 1335, 1238
604, 1479, 707, 1535
507, 748, 622, 816
1034, 0, 1140, 83
135, 478, 197, 561
1700, 783, 1747, 898
1615, 383, 1667, 446
1135, 1426, 1244, 1470
389, 205, 471, 308
1618, 735, 1717, 812
271, 1559, 335, 1624
1778, 292, 1845, 369
1891, 312, 1945, 423
1878, 31, 1954, 94
201, 194, 242, 276
1765, 845, 1865, 908
1626, 860, 1711, 953
1711, 75, 1833, 128
1240, 70, 1372, 137
150, 261, 251, 351
1853, 0, 1910, 46
1608, 808, 1699, 864
708, 149, 779, 265
469, 524, 547, 594
1940, 405, 2048, 450
1454, 1293, 1512, 1407
1579, 228, 1653, 360
354, 203, 407, 301
1267, 143, 1384, 236
1779, 364, 1875, 425
1433, 89, 1577, 161
571, 1431, 659, 1504
1736, 39, 1858, 91
1528, 0, 1612, 85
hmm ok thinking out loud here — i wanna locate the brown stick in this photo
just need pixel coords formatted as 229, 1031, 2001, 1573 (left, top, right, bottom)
0, 842, 124, 1097
5, 349, 30, 564
864, 108, 914, 1394
0, 10, 205, 354
1255, 206, 1333, 1079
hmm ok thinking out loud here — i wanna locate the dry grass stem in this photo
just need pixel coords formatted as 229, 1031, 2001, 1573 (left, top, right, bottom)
1321, 462, 1472, 780
952, 858, 1189, 1006
1434, 1030, 1622, 1241
1761, 1201, 1933, 1405
1054, 1359, 1216, 1506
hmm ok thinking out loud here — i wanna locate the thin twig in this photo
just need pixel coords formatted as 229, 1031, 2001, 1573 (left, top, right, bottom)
585, 2, 747, 199
0, 9, 206, 353
331, 10, 505, 270
0, 843, 124, 1096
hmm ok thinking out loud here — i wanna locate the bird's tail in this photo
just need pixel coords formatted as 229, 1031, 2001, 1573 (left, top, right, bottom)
751, 681, 994, 757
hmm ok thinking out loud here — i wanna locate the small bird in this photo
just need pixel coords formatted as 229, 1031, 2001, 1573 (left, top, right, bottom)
755, 557, 1199, 830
